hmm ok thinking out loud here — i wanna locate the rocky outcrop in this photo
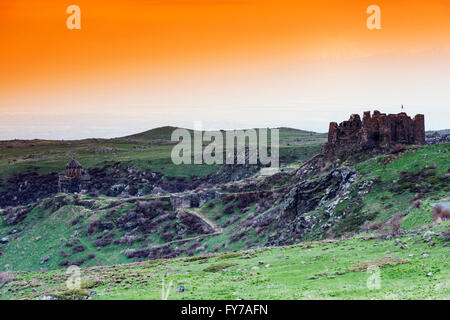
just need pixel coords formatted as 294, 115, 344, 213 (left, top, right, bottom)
323, 111, 425, 157
426, 132, 450, 145
0, 172, 58, 208
268, 166, 358, 245
3, 206, 34, 225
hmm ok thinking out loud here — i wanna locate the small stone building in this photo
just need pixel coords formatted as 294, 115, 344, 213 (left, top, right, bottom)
58, 158, 90, 193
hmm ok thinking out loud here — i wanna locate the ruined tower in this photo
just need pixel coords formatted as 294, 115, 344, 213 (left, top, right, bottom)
322, 111, 425, 157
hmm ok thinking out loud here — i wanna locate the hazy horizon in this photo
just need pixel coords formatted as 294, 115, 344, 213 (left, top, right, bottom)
1, 108, 448, 141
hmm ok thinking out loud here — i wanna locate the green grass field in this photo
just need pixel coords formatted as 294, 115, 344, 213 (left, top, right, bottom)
1, 222, 448, 300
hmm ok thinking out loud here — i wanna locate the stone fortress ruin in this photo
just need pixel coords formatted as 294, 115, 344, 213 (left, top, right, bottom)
322, 110, 425, 157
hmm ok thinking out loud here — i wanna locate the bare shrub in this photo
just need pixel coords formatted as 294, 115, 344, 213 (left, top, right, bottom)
94, 239, 111, 247
161, 231, 175, 242
412, 200, 423, 208
59, 260, 70, 266
390, 143, 406, 154
59, 250, 70, 258
72, 245, 86, 253
0, 271, 12, 288
221, 194, 235, 205
236, 193, 257, 209
389, 213, 403, 235
442, 229, 450, 241
360, 221, 371, 232
432, 206, 450, 222
223, 215, 240, 228
223, 203, 235, 214
369, 221, 384, 230
349, 257, 409, 272
87, 221, 98, 234
230, 230, 246, 243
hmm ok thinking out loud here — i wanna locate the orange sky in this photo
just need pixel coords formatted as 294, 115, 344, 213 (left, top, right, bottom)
1, 0, 450, 138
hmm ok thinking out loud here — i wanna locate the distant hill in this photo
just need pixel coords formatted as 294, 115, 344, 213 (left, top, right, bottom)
120, 126, 187, 141
120, 126, 326, 142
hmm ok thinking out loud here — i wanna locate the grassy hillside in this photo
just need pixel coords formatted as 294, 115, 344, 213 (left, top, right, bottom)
1, 143, 448, 274
295, 143, 450, 240
349, 143, 450, 232
0, 133, 448, 300
0, 127, 325, 181
1, 221, 448, 300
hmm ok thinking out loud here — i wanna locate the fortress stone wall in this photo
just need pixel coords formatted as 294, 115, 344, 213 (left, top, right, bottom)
322, 111, 425, 156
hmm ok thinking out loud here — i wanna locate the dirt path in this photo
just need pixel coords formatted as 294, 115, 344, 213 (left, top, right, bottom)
125, 185, 287, 203
181, 208, 223, 234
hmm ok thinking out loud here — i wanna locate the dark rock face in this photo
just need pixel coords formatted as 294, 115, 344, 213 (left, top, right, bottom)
177, 210, 215, 235
268, 166, 358, 245
124, 244, 180, 260
323, 111, 425, 157
0, 172, 58, 208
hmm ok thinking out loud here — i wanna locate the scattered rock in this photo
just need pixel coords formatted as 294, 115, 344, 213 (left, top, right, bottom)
40, 255, 50, 264
177, 285, 186, 293
423, 231, 434, 242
